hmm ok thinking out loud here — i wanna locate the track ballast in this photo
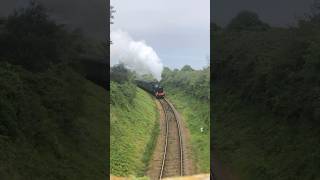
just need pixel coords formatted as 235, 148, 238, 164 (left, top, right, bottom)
158, 98, 184, 179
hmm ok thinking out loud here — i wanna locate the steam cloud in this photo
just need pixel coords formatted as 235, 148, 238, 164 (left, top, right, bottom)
111, 29, 163, 80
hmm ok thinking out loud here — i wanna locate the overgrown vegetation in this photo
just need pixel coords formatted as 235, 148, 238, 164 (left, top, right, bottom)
212, 5, 320, 180
0, 2, 107, 179
161, 66, 210, 172
110, 65, 159, 177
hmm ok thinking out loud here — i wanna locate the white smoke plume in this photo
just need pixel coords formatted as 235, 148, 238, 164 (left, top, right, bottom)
111, 29, 163, 80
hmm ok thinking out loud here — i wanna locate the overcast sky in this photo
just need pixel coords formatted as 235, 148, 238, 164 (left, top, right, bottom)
111, 0, 210, 70
212, 0, 315, 27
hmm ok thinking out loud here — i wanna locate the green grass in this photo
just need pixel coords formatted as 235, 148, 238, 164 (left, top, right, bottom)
165, 88, 210, 173
110, 87, 159, 176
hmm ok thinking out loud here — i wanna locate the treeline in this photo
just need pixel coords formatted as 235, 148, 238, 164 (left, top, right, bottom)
110, 63, 161, 107
161, 65, 210, 101
0, 2, 108, 89
212, 8, 320, 180
110, 64, 136, 107
0, 2, 107, 179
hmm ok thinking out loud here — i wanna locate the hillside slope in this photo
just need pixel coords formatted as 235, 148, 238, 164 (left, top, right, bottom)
110, 85, 159, 177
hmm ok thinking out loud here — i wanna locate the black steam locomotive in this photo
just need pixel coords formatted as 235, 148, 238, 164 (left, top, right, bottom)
135, 80, 165, 99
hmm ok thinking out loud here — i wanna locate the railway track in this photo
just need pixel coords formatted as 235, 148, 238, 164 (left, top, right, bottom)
158, 98, 184, 179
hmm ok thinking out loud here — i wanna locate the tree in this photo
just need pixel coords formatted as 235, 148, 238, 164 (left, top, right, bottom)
110, 63, 133, 83
211, 23, 221, 31
0, 1, 85, 72
181, 65, 194, 71
227, 11, 270, 32
140, 74, 157, 82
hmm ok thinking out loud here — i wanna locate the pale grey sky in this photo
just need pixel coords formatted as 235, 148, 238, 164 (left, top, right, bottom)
111, 0, 210, 70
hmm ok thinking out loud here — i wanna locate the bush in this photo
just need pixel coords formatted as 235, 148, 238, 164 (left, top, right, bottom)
0, 2, 87, 72
161, 66, 210, 101
110, 81, 136, 108
111, 63, 134, 83
212, 8, 320, 179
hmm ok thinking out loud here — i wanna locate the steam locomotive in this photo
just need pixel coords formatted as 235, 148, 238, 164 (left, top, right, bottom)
135, 80, 165, 99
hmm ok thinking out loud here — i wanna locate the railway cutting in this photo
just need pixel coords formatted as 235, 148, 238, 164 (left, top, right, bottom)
137, 81, 195, 179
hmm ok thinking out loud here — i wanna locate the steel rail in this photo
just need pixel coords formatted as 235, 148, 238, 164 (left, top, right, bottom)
159, 99, 168, 179
158, 98, 184, 179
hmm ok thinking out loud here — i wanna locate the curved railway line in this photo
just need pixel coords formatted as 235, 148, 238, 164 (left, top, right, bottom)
158, 98, 184, 179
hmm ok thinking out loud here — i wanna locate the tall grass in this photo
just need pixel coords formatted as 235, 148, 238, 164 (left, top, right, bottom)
110, 87, 158, 176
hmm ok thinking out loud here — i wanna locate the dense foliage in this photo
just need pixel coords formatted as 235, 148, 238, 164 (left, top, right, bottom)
110, 64, 137, 106
161, 66, 210, 101
226, 11, 270, 32
0, 2, 108, 87
212, 10, 320, 180
0, 2, 108, 179
0, 3, 82, 71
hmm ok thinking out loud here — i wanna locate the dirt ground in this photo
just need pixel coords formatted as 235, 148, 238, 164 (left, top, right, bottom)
165, 99, 195, 175
110, 174, 210, 180
146, 99, 195, 179
146, 100, 167, 179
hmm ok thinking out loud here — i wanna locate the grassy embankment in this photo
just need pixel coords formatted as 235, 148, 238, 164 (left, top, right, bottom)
165, 88, 210, 173
110, 84, 159, 177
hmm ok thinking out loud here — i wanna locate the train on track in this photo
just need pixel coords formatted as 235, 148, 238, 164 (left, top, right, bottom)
135, 80, 165, 99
